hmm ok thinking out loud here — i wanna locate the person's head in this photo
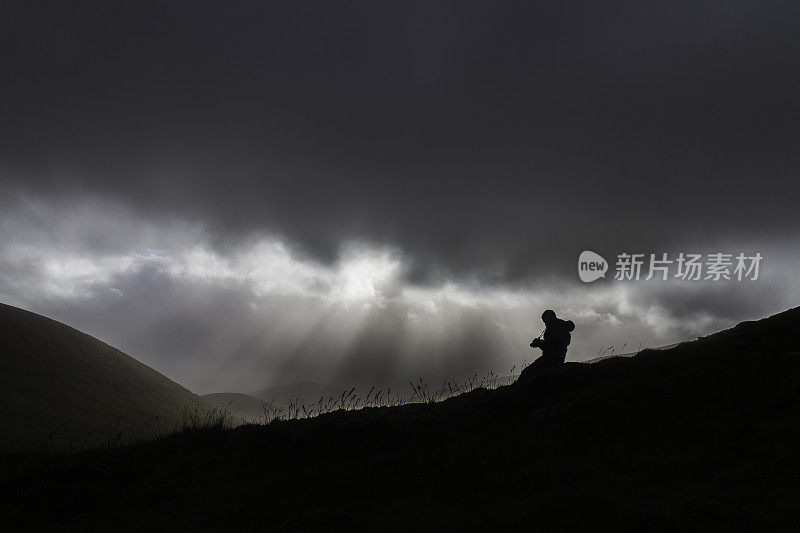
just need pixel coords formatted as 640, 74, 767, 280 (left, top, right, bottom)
541, 309, 557, 326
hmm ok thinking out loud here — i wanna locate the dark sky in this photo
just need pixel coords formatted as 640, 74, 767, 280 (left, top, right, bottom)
1, 1, 799, 393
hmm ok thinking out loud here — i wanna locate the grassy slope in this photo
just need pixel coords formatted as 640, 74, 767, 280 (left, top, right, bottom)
2, 306, 800, 530
0, 303, 213, 453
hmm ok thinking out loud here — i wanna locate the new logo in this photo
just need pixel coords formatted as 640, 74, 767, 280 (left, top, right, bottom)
578, 250, 608, 282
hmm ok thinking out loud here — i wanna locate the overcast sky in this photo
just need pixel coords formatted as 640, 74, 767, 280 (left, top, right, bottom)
2, 1, 799, 394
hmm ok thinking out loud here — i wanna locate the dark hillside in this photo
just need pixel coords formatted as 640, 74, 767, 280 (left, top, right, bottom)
2, 307, 800, 530
0, 304, 214, 453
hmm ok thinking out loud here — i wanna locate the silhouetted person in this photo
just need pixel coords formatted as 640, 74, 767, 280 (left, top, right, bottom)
518, 309, 574, 383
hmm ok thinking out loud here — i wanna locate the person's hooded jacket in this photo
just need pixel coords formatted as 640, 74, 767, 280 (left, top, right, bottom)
537, 318, 574, 362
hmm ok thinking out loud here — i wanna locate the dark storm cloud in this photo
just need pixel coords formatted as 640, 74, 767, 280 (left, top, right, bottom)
3, 0, 800, 284
2, 1, 800, 393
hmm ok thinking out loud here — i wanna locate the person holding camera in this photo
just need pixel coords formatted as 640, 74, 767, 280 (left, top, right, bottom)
518, 309, 575, 383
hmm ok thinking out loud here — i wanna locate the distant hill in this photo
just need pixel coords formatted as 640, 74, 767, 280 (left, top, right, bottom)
202, 383, 345, 421
201, 392, 266, 421
248, 381, 343, 406
0, 303, 215, 453
3, 305, 800, 529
